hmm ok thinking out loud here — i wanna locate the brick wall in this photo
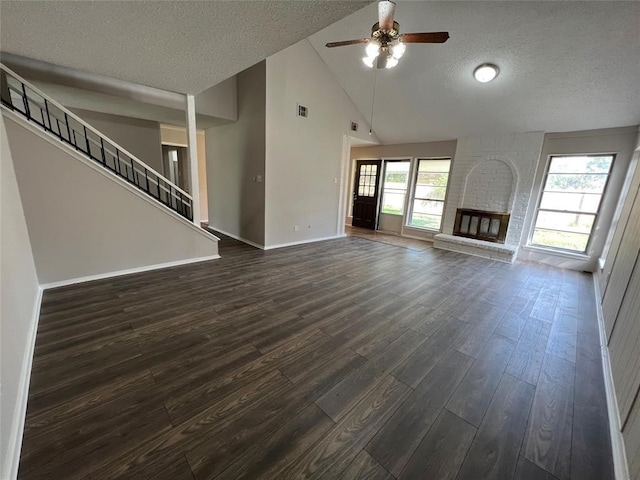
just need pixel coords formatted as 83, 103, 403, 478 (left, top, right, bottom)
443, 132, 545, 246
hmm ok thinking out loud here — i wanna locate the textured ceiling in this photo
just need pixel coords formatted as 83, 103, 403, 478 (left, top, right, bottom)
2, 1, 638, 145
309, 1, 640, 143
0, 0, 371, 94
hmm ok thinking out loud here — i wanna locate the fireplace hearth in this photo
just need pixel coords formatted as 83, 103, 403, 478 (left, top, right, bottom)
453, 208, 510, 244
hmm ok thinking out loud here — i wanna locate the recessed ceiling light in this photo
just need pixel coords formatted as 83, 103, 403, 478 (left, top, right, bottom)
473, 63, 499, 83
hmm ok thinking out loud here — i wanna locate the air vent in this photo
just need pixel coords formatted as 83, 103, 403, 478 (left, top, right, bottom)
297, 104, 308, 118
350, 121, 359, 132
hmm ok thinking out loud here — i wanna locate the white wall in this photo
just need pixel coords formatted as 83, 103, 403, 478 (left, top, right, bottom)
206, 62, 266, 246
378, 213, 404, 234
0, 115, 40, 479
4, 113, 218, 285
594, 129, 640, 480
264, 40, 375, 247
71, 108, 164, 174
519, 127, 638, 270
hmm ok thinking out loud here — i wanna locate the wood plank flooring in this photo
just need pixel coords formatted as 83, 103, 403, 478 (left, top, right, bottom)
19, 232, 614, 479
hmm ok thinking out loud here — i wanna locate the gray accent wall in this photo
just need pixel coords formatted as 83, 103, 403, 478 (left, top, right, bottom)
206, 61, 266, 247
264, 40, 375, 247
71, 108, 164, 174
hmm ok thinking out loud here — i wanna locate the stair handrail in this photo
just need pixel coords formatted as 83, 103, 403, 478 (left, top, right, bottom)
0, 63, 193, 202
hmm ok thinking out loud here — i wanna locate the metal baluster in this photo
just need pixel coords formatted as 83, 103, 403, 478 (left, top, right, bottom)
100, 138, 107, 166
64, 113, 72, 145
84, 126, 91, 156
44, 99, 52, 131
115, 149, 121, 175
37, 106, 45, 127
21, 83, 31, 119
152, 175, 159, 199
144, 168, 149, 192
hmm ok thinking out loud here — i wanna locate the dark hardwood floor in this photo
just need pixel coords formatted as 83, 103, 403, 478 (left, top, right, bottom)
19, 232, 614, 479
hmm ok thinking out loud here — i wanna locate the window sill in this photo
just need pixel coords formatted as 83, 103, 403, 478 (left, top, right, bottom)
521, 244, 590, 261
403, 225, 440, 233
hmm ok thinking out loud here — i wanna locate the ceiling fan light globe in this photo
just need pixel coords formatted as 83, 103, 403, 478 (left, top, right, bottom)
365, 41, 380, 58
362, 56, 375, 68
386, 57, 399, 68
390, 41, 405, 59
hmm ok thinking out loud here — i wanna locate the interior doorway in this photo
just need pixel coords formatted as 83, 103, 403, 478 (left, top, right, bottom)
161, 145, 189, 191
160, 124, 209, 223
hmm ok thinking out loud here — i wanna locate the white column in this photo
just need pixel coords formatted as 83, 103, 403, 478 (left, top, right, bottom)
185, 93, 201, 225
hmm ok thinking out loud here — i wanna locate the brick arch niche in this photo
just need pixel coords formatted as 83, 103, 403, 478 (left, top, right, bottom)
461, 158, 518, 213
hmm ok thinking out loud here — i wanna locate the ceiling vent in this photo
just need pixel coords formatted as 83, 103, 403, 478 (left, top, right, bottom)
297, 104, 308, 118
350, 121, 359, 132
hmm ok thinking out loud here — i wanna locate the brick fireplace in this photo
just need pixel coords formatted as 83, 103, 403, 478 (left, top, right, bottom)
434, 132, 545, 262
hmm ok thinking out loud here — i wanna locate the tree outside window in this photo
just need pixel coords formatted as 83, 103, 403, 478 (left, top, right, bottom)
381, 160, 410, 215
409, 159, 451, 230
531, 155, 614, 252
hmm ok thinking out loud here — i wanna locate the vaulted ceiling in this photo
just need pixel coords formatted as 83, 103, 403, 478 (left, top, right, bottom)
1, 1, 639, 145
309, 1, 640, 143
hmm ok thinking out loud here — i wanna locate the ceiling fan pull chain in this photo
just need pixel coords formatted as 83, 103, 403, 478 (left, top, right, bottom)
369, 69, 378, 135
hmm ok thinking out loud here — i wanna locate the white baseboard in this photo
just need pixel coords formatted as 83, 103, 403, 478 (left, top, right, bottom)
399, 232, 435, 243
5, 287, 43, 480
264, 233, 347, 250
208, 227, 265, 250
41, 254, 220, 290
593, 276, 630, 480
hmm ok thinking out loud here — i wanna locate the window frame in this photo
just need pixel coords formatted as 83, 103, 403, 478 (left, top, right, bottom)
380, 159, 412, 216
528, 153, 616, 254
407, 157, 452, 232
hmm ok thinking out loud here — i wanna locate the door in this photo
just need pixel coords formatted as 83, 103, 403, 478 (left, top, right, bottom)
352, 160, 382, 229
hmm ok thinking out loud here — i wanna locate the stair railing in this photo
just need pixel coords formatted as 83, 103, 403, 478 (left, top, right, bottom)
0, 63, 194, 221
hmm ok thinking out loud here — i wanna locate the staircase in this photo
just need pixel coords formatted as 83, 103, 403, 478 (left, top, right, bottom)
0, 64, 193, 221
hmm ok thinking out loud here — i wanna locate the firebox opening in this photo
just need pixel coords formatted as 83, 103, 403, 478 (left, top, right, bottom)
453, 208, 510, 244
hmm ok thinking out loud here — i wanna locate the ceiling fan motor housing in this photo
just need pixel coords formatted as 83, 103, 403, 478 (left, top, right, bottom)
371, 21, 400, 45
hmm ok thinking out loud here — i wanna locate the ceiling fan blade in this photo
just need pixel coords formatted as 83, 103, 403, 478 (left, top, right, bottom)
325, 38, 369, 48
399, 32, 450, 43
378, 0, 396, 31
376, 54, 388, 69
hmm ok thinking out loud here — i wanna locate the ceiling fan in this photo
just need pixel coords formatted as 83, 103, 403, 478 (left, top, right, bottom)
326, 0, 449, 69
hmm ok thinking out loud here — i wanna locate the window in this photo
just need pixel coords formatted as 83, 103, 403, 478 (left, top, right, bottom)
381, 160, 410, 215
409, 158, 451, 230
531, 154, 614, 253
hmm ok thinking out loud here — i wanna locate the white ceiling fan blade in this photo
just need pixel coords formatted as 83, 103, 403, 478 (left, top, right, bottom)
378, 0, 396, 31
